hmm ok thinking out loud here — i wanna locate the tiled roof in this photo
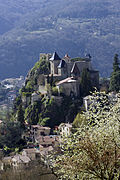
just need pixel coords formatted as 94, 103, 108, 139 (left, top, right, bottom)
23, 148, 37, 154
36, 135, 59, 144
49, 52, 61, 61
56, 77, 76, 86
12, 155, 31, 163
20, 155, 31, 163
3, 157, 12, 162
40, 146, 54, 156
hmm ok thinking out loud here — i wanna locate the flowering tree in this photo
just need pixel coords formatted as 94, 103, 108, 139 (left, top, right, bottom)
51, 92, 120, 180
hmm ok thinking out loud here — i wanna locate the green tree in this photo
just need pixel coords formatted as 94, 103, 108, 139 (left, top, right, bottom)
0, 122, 22, 149
109, 54, 120, 92
24, 101, 41, 125
17, 104, 25, 129
13, 95, 22, 112
51, 91, 120, 179
80, 68, 92, 97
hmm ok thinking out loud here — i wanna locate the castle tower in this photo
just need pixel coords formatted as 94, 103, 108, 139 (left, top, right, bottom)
49, 52, 61, 74
58, 59, 67, 78
63, 54, 71, 63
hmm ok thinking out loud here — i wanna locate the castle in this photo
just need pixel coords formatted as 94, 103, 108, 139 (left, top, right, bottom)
39, 52, 99, 97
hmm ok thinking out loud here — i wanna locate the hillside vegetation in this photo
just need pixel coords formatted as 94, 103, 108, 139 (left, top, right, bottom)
0, 0, 120, 78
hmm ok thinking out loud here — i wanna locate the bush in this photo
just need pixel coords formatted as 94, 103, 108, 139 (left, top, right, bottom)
52, 87, 58, 96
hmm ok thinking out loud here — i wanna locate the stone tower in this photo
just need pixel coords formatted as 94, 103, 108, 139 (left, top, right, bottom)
58, 59, 67, 78
49, 52, 61, 74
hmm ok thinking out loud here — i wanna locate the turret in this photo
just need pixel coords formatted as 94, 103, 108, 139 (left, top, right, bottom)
58, 59, 67, 78
49, 52, 61, 74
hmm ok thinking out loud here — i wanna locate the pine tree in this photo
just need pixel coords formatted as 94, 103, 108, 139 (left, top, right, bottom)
80, 68, 92, 97
109, 54, 120, 92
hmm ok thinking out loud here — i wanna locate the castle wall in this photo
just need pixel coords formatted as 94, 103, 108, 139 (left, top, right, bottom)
57, 81, 80, 97
65, 61, 92, 77
50, 61, 54, 74
58, 67, 68, 79
66, 63, 74, 76
50, 60, 60, 74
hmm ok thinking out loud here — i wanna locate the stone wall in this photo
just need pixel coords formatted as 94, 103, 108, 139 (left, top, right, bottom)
57, 80, 80, 97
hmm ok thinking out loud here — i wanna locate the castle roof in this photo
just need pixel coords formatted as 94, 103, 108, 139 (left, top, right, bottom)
49, 52, 61, 61
58, 59, 66, 68
71, 63, 80, 76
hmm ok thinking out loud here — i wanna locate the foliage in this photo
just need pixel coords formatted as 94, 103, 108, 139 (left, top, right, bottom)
51, 91, 120, 179
100, 77, 110, 93
13, 95, 22, 112
72, 113, 87, 128
17, 104, 25, 129
52, 87, 58, 96
71, 57, 85, 62
25, 80, 34, 92
32, 56, 49, 75
109, 54, 120, 92
39, 97, 61, 128
39, 117, 50, 126
24, 101, 42, 125
80, 68, 92, 97
24, 57, 49, 92
0, 121, 22, 149
38, 96, 80, 128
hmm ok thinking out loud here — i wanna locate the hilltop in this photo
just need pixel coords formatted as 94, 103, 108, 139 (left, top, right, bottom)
0, 0, 120, 78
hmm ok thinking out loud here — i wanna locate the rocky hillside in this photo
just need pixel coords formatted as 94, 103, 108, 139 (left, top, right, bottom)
0, 0, 120, 78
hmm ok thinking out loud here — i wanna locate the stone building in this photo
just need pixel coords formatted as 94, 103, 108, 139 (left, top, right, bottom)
38, 52, 99, 97
48, 52, 99, 97
56, 77, 80, 97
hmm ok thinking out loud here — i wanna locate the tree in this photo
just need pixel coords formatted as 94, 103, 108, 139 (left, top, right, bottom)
17, 104, 25, 129
80, 68, 92, 97
109, 54, 120, 92
51, 91, 120, 179
24, 101, 41, 125
13, 95, 22, 112
0, 121, 22, 149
